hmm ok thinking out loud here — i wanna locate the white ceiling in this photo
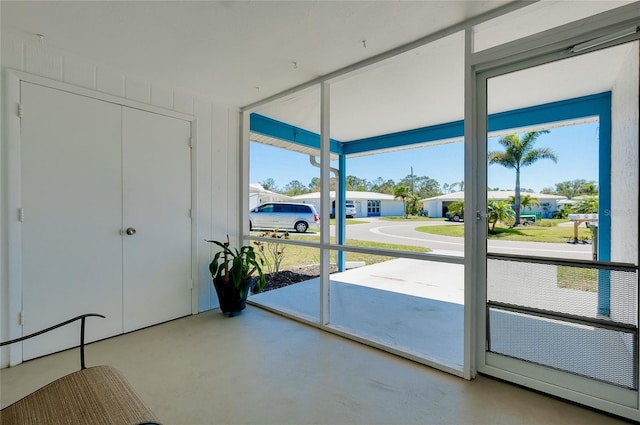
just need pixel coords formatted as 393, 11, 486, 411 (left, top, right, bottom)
2, 1, 637, 145
1, 0, 512, 108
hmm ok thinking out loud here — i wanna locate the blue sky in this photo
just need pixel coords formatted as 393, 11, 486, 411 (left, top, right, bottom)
250, 121, 599, 193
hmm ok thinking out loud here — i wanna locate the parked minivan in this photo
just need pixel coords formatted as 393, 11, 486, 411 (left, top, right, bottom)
250, 202, 319, 233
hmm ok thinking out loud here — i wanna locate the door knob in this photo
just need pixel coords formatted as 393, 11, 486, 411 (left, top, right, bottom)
125, 227, 137, 235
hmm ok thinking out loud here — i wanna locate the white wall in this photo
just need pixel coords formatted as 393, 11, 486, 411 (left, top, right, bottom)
0, 31, 236, 365
381, 200, 405, 217
610, 41, 639, 327
610, 41, 639, 265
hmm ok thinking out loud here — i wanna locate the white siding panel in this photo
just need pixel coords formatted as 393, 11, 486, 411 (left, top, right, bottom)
24, 43, 62, 80
62, 53, 97, 89
174, 91, 194, 115
226, 109, 240, 243
125, 76, 151, 104
151, 84, 174, 110
194, 99, 213, 311
211, 105, 230, 240
1, 36, 24, 71
96, 66, 125, 98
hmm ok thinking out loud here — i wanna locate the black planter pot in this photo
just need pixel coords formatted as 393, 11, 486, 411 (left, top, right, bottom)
213, 276, 257, 317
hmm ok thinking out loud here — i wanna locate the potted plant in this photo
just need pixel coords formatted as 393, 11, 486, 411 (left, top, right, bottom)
207, 235, 266, 317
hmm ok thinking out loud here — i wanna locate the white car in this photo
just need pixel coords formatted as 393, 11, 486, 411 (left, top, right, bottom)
250, 202, 319, 233
345, 203, 357, 218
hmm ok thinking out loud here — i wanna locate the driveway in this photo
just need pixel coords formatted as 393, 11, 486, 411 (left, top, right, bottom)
334, 218, 592, 260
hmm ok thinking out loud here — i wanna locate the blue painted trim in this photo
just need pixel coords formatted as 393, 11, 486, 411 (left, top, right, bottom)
337, 154, 347, 272
487, 92, 611, 133
598, 270, 611, 316
342, 120, 464, 156
341, 92, 612, 156
250, 113, 343, 154
597, 96, 612, 264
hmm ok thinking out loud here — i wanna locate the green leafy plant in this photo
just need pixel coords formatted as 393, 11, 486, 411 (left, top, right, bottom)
446, 200, 464, 221
487, 200, 515, 233
253, 228, 290, 274
572, 196, 599, 214
207, 235, 266, 296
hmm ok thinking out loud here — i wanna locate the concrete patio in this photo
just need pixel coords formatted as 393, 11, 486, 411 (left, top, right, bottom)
250, 257, 635, 387
250, 258, 465, 372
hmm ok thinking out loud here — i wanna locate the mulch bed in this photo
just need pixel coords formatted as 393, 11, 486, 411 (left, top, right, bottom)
259, 264, 338, 292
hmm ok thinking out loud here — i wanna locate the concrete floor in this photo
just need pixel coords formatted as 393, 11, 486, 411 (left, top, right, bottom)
0, 308, 630, 425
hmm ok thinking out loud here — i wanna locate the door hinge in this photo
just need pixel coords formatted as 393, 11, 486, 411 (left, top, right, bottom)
189, 280, 193, 290
18, 103, 23, 119
188, 208, 192, 219
188, 137, 193, 148
18, 208, 24, 222
18, 311, 24, 326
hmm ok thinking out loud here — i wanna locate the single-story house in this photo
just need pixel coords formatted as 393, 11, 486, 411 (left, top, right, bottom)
249, 183, 293, 210
422, 191, 568, 219
292, 191, 404, 217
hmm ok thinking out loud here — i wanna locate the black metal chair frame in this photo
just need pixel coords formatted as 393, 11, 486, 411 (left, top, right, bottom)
0, 313, 106, 369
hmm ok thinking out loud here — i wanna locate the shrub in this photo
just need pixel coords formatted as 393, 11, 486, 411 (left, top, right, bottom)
253, 229, 290, 274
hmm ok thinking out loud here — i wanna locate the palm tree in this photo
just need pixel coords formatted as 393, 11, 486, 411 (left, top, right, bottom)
407, 194, 421, 216
446, 200, 464, 222
489, 131, 557, 225
487, 200, 515, 233
508, 194, 540, 212
394, 185, 410, 218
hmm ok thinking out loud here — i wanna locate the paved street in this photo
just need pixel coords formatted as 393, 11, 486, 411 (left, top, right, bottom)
333, 217, 593, 260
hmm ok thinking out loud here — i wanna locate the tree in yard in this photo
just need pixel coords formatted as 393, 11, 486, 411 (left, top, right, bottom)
346, 175, 368, 191
407, 194, 422, 216
283, 180, 309, 196
394, 185, 411, 218
446, 200, 464, 221
572, 196, 598, 214
548, 179, 597, 198
445, 180, 464, 193
508, 194, 540, 212
260, 178, 278, 192
399, 175, 442, 199
488, 131, 557, 225
308, 177, 321, 192
487, 200, 515, 233
371, 177, 396, 195
580, 181, 598, 196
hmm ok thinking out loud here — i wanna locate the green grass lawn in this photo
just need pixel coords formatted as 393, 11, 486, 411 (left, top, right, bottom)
416, 221, 593, 243
379, 216, 442, 221
328, 218, 368, 225
253, 234, 429, 271
557, 266, 597, 292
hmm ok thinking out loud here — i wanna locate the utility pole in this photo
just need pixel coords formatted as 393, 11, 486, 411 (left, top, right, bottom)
410, 166, 415, 194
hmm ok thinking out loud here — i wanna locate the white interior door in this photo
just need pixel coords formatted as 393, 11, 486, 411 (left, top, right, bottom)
21, 82, 124, 360
122, 107, 192, 332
